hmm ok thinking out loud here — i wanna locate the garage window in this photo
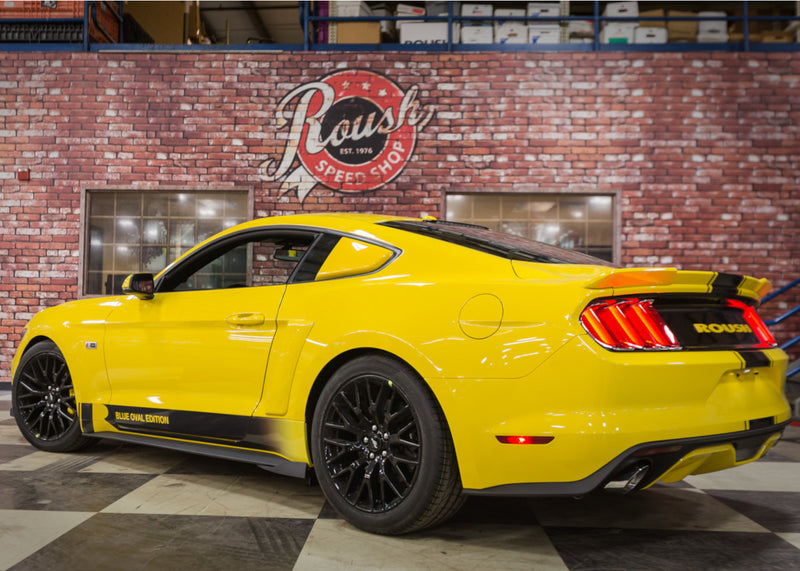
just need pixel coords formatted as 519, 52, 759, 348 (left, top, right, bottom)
446, 193, 615, 263
85, 191, 249, 295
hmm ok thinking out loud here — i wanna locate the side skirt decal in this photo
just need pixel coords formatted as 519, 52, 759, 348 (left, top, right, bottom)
104, 405, 296, 459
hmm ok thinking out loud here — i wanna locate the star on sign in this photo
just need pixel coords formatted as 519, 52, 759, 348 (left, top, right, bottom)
341, 81, 351, 89
378, 88, 387, 97
361, 81, 371, 91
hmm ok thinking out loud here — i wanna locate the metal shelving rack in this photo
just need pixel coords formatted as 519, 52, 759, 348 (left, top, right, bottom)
0, 1, 798, 52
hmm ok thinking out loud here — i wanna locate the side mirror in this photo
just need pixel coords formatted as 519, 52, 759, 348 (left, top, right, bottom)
122, 273, 155, 300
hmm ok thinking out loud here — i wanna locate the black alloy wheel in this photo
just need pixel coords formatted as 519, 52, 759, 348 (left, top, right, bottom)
312, 355, 464, 534
12, 340, 93, 452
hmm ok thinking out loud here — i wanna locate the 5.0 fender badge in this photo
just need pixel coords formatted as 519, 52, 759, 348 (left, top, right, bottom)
85, 341, 98, 350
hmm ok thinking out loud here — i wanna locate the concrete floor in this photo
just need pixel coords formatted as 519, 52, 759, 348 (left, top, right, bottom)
2, 390, 800, 570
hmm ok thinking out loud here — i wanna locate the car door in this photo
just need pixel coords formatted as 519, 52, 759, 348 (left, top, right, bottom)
102, 228, 315, 440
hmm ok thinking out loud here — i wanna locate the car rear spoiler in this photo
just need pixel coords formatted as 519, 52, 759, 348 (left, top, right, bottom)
583, 268, 772, 303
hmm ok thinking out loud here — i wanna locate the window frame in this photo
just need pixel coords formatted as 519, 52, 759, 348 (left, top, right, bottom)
442, 190, 621, 265
79, 186, 253, 298
155, 227, 320, 294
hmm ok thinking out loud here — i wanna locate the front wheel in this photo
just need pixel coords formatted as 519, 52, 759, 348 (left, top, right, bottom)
311, 355, 464, 534
12, 340, 93, 452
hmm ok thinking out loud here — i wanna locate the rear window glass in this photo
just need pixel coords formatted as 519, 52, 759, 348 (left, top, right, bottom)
381, 220, 616, 266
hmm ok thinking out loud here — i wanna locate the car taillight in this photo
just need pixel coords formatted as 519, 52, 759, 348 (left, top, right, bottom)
580, 298, 680, 350
726, 299, 776, 348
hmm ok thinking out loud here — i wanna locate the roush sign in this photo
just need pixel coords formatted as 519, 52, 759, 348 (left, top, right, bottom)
260, 69, 436, 200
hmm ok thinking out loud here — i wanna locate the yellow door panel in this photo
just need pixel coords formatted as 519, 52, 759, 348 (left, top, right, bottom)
103, 286, 283, 416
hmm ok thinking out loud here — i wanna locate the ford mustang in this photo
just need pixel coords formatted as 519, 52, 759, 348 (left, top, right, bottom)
10, 213, 791, 534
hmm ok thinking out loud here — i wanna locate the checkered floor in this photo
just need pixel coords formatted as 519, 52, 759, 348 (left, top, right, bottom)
2, 391, 800, 570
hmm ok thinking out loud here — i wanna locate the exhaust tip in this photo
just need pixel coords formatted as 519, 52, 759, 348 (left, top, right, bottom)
604, 463, 649, 494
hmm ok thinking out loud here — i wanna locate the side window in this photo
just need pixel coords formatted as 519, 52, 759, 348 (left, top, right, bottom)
160, 232, 314, 293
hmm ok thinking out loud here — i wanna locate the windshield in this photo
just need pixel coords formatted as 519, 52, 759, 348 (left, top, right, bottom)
381, 220, 616, 267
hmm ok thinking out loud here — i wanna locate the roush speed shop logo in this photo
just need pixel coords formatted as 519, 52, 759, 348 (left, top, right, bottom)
260, 69, 436, 200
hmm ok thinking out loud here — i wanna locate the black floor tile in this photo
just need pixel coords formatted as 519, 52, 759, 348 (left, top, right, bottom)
451, 496, 540, 525
706, 490, 800, 533
0, 471, 155, 511
545, 527, 800, 570
10, 513, 315, 571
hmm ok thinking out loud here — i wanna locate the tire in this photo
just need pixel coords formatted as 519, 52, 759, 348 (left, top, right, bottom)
311, 355, 465, 534
12, 340, 93, 453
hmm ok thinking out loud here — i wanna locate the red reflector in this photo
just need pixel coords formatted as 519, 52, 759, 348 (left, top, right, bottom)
496, 435, 554, 445
580, 298, 680, 351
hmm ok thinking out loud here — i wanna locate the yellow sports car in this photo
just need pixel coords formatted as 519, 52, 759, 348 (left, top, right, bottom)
10, 213, 791, 534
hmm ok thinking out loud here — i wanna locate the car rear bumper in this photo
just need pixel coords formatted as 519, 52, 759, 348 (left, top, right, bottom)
431, 337, 791, 491
462, 420, 788, 496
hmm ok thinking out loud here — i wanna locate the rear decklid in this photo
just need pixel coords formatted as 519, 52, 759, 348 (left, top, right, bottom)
576, 268, 777, 353
511, 264, 777, 353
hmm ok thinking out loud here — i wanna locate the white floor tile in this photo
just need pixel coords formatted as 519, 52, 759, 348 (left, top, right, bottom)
102, 473, 325, 519
0, 509, 94, 570
294, 518, 568, 571
0, 425, 28, 447
0, 450, 65, 471
531, 488, 768, 533
685, 462, 800, 492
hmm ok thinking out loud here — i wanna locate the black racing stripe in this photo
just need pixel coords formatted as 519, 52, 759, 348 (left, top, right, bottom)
711, 272, 745, 296
80, 403, 94, 433
737, 350, 771, 369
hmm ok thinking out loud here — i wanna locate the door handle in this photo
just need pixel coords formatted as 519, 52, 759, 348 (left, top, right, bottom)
225, 312, 266, 326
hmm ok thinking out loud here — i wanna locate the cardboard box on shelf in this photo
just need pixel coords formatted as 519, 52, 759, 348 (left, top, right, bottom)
667, 10, 697, 40
697, 32, 729, 43
495, 22, 527, 43
634, 26, 667, 43
330, 1, 371, 18
568, 20, 595, 39
395, 3, 425, 32
603, 2, 638, 18
495, 7, 525, 44
330, 22, 380, 43
400, 21, 454, 44
639, 9, 665, 28
600, 22, 637, 43
495, 8, 525, 18
371, 3, 395, 40
426, 2, 448, 16
528, 24, 561, 44
461, 4, 493, 17
461, 25, 493, 43
396, 3, 425, 17
527, 2, 561, 18
729, 32, 763, 43
761, 30, 793, 43
697, 11, 727, 36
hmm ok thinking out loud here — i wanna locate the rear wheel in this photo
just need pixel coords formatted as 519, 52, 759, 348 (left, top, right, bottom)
12, 340, 93, 452
311, 355, 464, 534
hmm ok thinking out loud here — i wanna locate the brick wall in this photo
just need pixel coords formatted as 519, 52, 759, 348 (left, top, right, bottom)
1, 50, 799, 377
